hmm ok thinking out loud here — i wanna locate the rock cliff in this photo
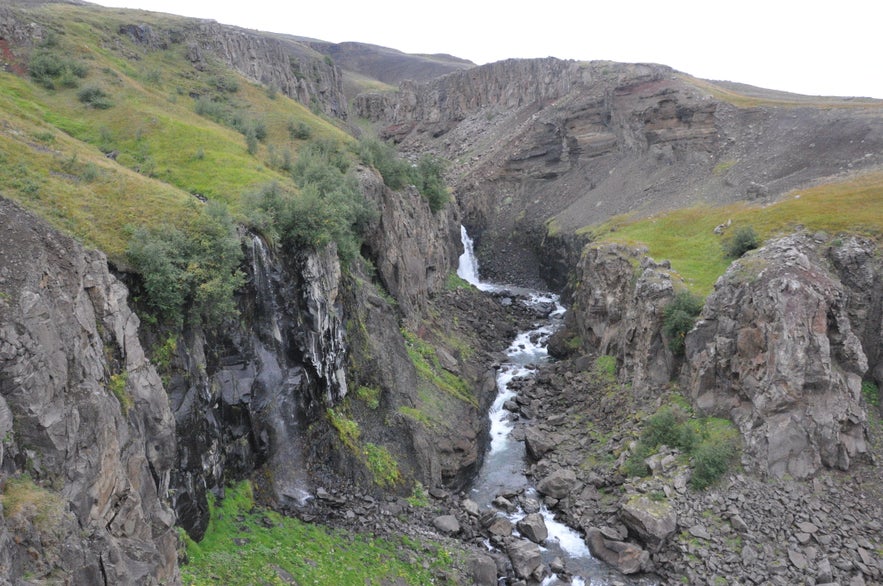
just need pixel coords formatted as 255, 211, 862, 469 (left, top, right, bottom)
559, 232, 878, 479
356, 57, 883, 285
557, 243, 679, 391
686, 234, 872, 478
0, 198, 179, 584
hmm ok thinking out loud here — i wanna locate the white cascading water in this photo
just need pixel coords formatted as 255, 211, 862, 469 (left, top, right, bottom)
460, 226, 654, 585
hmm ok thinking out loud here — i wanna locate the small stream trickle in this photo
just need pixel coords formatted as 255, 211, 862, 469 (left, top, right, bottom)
460, 226, 652, 585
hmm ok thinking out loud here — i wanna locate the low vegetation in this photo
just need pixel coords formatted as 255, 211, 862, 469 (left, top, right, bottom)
181, 481, 455, 585
584, 171, 883, 295
623, 404, 740, 490
402, 329, 475, 406
662, 290, 704, 355
327, 407, 401, 488
126, 202, 244, 327
357, 138, 450, 213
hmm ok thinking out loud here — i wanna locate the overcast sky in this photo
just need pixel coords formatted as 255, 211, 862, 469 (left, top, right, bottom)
91, 0, 882, 99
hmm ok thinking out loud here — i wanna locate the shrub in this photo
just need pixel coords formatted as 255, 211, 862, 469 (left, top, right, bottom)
288, 120, 312, 140
126, 202, 244, 327
723, 226, 760, 258
690, 435, 738, 489
77, 85, 113, 109
29, 49, 88, 89
357, 139, 450, 212
663, 290, 704, 355
245, 142, 376, 261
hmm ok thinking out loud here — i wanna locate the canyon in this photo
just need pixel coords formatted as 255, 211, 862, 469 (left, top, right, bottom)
1, 1, 882, 584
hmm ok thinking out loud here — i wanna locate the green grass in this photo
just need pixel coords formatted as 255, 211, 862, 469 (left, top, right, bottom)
581, 172, 883, 295
402, 329, 476, 406
181, 481, 456, 585
0, 3, 351, 265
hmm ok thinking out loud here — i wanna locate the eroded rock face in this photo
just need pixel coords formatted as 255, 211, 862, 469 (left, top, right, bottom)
0, 198, 179, 584
562, 243, 678, 389
356, 165, 459, 320
686, 235, 869, 478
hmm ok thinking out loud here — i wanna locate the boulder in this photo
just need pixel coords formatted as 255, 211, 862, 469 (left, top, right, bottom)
507, 539, 543, 579
524, 426, 557, 460
485, 515, 513, 537
536, 468, 577, 499
586, 528, 651, 575
469, 554, 497, 586
516, 513, 548, 544
619, 494, 677, 551
433, 515, 460, 535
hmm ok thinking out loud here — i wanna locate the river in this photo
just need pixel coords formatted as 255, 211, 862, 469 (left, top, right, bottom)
459, 226, 654, 585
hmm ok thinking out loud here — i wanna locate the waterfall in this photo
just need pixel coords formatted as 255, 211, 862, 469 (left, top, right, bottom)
251, 235, 283, 344
459, 226, 652, 585
457, 225, 494, 291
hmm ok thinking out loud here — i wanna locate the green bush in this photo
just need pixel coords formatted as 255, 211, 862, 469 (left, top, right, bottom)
723, 226, 760, 258
356, 138, 450, 212
126, 202, 244, 327
77, 85, 113, 109
288, 120, 312, 140
663, 290, 704, 355
244, 141, 376, 261
624, 405, 739, 489
690, 435, 738, 489
28, 49, 88, 89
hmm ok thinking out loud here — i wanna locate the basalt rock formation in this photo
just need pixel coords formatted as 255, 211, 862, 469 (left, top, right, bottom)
0, 198, 179, 584
356, 57, 883, 285
686, 234, 873, 478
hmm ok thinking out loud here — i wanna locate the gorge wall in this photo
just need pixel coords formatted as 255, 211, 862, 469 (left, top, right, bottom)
555, 233, 881, 480
356, 58, 883, 286
0, 198, 178, 584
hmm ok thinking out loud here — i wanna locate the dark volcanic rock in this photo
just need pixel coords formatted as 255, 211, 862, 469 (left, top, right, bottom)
686, 234, 869, 478
0, 198, 179, 583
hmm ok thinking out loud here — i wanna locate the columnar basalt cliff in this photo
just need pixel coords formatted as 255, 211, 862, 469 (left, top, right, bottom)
0, 198, 179, 584
557, 232, 879, 480
355, 164, 460, 320
555, 243, 679, 390
356, 58, 883, 285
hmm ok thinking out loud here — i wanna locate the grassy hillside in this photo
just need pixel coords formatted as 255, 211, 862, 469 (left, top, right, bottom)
582, 171, 883, 295
0, 2, 349, 264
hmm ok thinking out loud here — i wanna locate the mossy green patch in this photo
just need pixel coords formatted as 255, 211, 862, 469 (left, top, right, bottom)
181, 481, 457, 585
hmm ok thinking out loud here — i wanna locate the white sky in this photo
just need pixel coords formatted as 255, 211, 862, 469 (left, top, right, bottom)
91, 0, 882, 99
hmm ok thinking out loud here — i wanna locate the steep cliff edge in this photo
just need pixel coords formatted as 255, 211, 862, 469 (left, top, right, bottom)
356, 58, 883, 286
0, 198, 179, 584
557, 233, 880, 479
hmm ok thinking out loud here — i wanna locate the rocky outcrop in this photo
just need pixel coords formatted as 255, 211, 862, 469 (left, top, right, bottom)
828, 235, 883, 391
166, 236, 348, 538
561, 243, 678, 389
185, 22, 348, 119
0, 198, 178, 584
686, 234, 870, 478
356, 165, 459, 320
586, 528, 651, 575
